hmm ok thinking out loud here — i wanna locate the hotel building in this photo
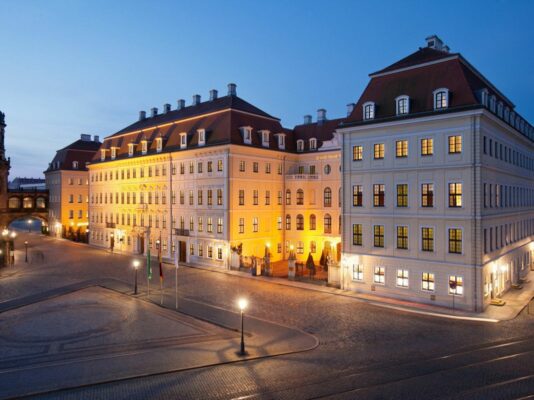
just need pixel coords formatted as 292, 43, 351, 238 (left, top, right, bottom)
45, 134, 101, 241
88, 85, 341, 267
339, 36, 534, 311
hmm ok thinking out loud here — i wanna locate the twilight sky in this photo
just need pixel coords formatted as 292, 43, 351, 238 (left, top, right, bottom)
0, 0, 533, 178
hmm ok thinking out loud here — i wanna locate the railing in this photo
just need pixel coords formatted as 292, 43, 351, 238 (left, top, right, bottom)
174, 228, 190, 236
285, 174, 320, 181
106, 222, 116, 228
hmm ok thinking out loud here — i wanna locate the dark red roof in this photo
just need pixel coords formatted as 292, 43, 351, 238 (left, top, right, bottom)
46, 138, 101, 172
370, 47, 458, 75
293, 118, 344, 152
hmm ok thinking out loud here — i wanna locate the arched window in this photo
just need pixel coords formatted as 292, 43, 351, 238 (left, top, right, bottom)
433, 88, 449, 110
309, 138, 317, 150
296, 189, 304, 205
296, 139, 304, 152
8, 197, 20, 209
285, 189, 291, 205
36, 197, 46, 208
285, 214, 291, 230
324, 214, 332, 234
395, 95, 410, 115
309, 214, 316, 230
363, 101, 375, 120
296, 214, 304, 230
324, 187, 332, 207
23, 197, 33, 208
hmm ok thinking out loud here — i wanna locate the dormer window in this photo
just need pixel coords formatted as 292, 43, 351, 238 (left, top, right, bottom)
309, 138, 317, 151
261, 130, 270, 147
111, 147, 117, 160
497, 101, 503, 118
395, 95, 410, 115
241, 127, 252, 145
72, 161, 79, 169
141, 140, 148, 155
128, 143, 134, 157
489, 95, 496, 113
198, 129, 206, 146
100, 149, 106, 161
433, 88, 449, 110
180, 133, 187, 149
363, 102, 375, 120
156, 137, 163, 153
296, 139, 304, 152
277, 133, 286, 150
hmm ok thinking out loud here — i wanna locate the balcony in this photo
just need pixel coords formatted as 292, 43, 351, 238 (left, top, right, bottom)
106, 222, 116, 228
285, 174, 320, 181
175, 228, 190, 237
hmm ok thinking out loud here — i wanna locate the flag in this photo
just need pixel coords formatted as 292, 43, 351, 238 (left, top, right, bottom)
147, 247, 152, 280
158, 240, 164, 283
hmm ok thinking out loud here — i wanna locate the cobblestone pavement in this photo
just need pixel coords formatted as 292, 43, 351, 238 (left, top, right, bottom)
1, 232, 533, 399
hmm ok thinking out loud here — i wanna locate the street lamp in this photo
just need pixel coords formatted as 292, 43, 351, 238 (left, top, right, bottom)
24, 241, 28, 263
132, 260, 140, 295
27, 219, 32, 233
238, 298, 248, 355
110, 233, 115, 252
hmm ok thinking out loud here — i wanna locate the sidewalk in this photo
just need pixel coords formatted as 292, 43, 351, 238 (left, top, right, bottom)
167, 261, 534, 323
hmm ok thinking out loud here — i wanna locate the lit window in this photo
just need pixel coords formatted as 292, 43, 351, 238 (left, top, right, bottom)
180, 133, 187, 149
352, 224, 362, 246
396, 184, 408, 207
448, 228, 462, 254
141, 140, 148, 154
324, 187, 332, 207
374, 266, 385, 284
217, 159, 223, 172
353, 264, 363, 281
296, 189, 304, 205
422, 272, 435, 291
309, 214, 316, 230
111, 148, 117, 160
324, 214, 332, 234
396, 269, 409, 287
285, 189, 291, 205
421, 138, 433, 156
363, 102, 375, 120
373, 184, 385, 207
421, 184, 434, 207
297, 241, 304, 254
239, 190, 244, 206
448, 275, 463, 295
310, 241, 317, 253
396, 226, 408, 249
448, 135, 462, 154
422, 227, 434, 252
449, 183, 462, 207
128, 143, 134, 157
353, 185, 363, 207
156, 137, 162, 153
373, 225, 384, 247
396, 96, 409, 115
296, 214, 304, 230
239, 218, 244, 234
285, 214, 291, 230
353, 145, 363, 161
198, 129, 206, 146
207, 217, 213, 233
101, 149, 106, 161
217, 218, 223, 234
434, 88, 449, 110
253, 162, 259, 173
395, 140, 408, 158
374, 143, 384, 159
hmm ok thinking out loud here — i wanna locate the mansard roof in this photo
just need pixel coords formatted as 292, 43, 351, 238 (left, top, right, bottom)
293, 118, 344, 152
46, 138, 101, 172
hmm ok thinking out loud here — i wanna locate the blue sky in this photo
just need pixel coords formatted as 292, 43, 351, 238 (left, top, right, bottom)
1, 0, 533, 178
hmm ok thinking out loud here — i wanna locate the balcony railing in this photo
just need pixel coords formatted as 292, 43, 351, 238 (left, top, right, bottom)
106, 222, 116, 228
285, 174, 320, 181
174, 228, 190, 236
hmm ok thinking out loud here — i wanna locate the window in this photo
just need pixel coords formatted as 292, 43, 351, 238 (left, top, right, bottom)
206, 189, 213, 206
277, 134, 285, 149
265, 163, 271, 174
353, 264, 364, 281
180, 133, 187, 149
395, 140, 408, 158
296, 189, 304, 205
242, 127, 252, 144
72, 161, 79, 169
374, 143, 384, 159
8, 197, 20, 208
207, 217, 213, 233
217, 218, 223, 234
208, 246, 213, 258
189, 161, 194, 174
239, 160, 246, 172
309, 214, 316, 230
324, 214, 332, 234
252, 189, 258, 205
324, 187, 332, 207
277, 216, 282, 230
353, 224, 362, 245
421, 184, 434, 207
422, 272, 435, 291
265, 190, 270, 205
297, 241, 304, 254
286, 189, 291, 205
207, 161, 213, 173
434, 88, 449, 110
449, 183, 462, 207
297, 140, 304, 152
239, 218, 245, 234
277, 191, 282, 205
448, 275, 463, 295
396, 269, 409, 287
198, 243, 203, 257
309, 138, 317, 150
197, 162, 203, 174
217, 189, 223, 206
111, 147, 117, 160
396, 226, 408, 249
156, 137, 162, 152
373, 184, 385, 207
239, 190, 244, 206
373, 225, 384, 247
448, 228, 462, 254
197, 190, 203, 205
448, 135, 462, 154
353, 185, 363, 207
353, 145, 363, 161
296, 214, 304, 230
324, 164, 331, 174
396, 95, 409, 115
310, 241, 317, 253
363, 102, 375, 120
253, 162, 259, 173
198, 129, 206, 146
217, 159, 223, 172
189, 190, 194, 205
396, 184, 408, 207
422, 227, 434, 252
421, 138, 433, 156
374, 266, 385, 284
285, 214, 291, 230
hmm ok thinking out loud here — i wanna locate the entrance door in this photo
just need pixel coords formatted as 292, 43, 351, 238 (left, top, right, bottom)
138, 236, 144, 255
179, 241, 187, 263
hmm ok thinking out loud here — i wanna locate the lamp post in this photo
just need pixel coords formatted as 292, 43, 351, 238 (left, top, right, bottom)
24, 241, 28, 263
133, 260, 140, 295
27, 219, 32, 233
238, 298, 248, 355
110, 233, 115, 253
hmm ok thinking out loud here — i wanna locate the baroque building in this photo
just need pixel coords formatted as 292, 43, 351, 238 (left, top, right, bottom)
88, 85, 341, 267
339, 36, 534, 311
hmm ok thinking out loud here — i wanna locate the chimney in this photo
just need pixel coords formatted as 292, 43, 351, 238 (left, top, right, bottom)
177, 99, 185, 110
209, 89, 218, 101
303, 115, 312, 124
80, 134, 91, 141
151, 107, 158, 117
192, 94, 201, 105
346, 103, 355, 116
425, 35, 446, 51
139, 110, 146, 121
317, 108, 326, 124
227, 83, 237, 96
163, 103, 171, 113
94, 135, 100, 143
